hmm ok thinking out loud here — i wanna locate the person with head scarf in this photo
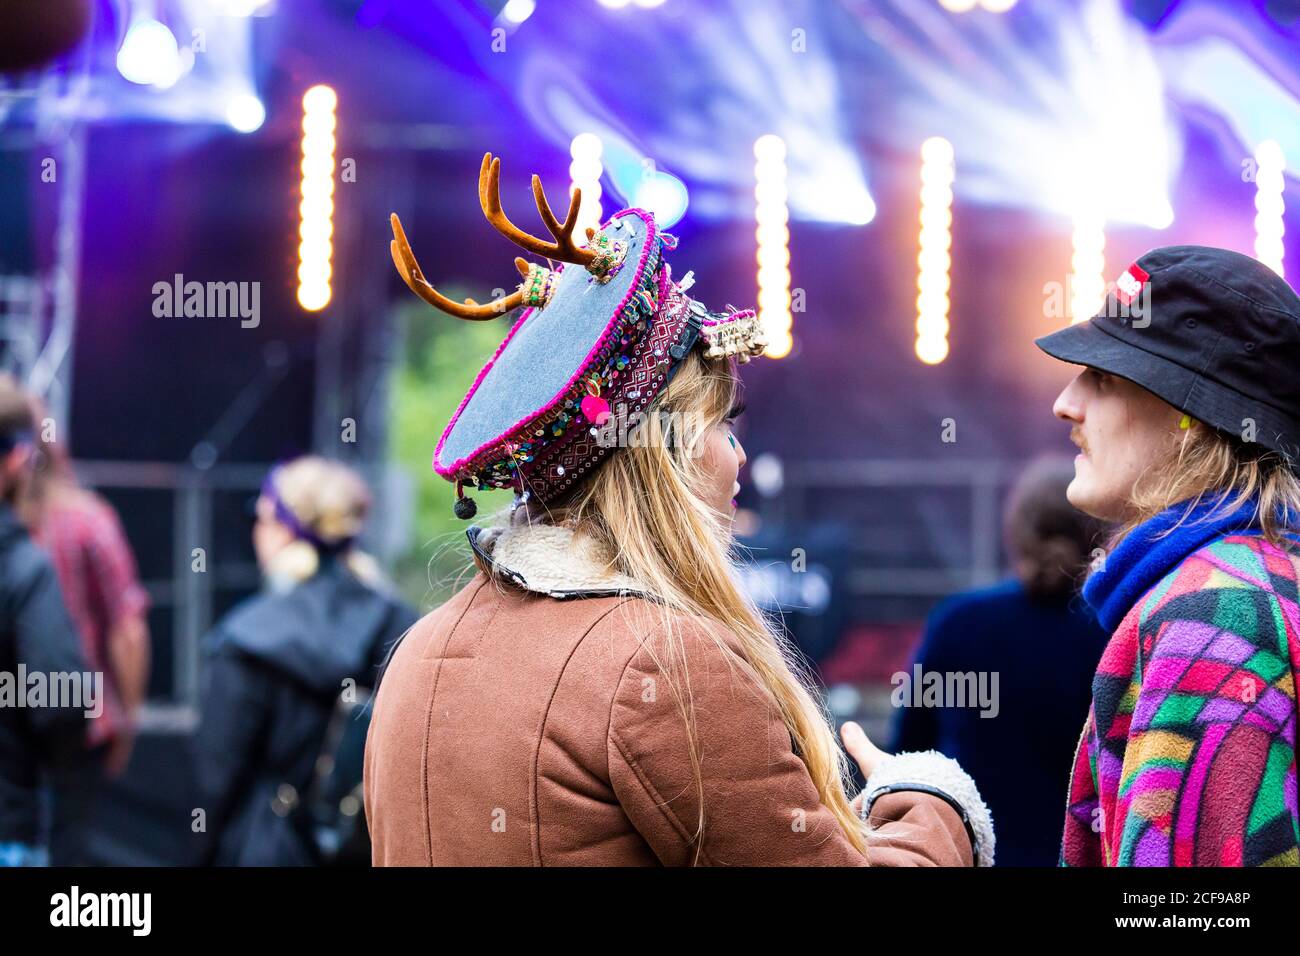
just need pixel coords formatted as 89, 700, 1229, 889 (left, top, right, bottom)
193, 457, 416, 866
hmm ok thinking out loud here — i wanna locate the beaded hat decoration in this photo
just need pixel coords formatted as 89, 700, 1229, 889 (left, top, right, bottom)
390, 152, 767, 518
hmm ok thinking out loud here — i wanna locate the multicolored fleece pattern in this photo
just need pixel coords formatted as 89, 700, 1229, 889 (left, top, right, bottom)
1062, 531, 1300, 866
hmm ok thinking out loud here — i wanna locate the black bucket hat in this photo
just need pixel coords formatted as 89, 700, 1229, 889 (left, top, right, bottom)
1036, 245, 1300, 467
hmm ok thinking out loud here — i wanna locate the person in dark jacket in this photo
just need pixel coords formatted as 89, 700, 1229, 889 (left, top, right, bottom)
19, 391, 152, 865
0, 376, 90, 866
892, 457, 1109, 866
192, 457, 416, 866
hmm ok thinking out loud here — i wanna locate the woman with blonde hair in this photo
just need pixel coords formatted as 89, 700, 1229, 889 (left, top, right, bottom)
364, 155, 993, 866
1038, 245, 1300, 866
194, 456, 416, 866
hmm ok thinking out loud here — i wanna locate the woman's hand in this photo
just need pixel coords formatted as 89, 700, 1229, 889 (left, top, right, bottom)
840, 721, 892, 814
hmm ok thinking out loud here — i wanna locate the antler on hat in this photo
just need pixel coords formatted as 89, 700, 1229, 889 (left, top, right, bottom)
389, 152, 630, 323
478, 152, 599, 268
392, 151, 764, 520
389, 214, 538, 320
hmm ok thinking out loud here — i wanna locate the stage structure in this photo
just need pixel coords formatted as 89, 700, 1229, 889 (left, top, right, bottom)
0, 53, 91, 432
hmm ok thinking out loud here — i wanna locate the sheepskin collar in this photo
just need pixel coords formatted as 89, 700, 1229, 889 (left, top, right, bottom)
466, 523, 646, 600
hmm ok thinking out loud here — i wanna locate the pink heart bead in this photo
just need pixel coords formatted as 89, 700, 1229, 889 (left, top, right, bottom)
580, 394, 610, 426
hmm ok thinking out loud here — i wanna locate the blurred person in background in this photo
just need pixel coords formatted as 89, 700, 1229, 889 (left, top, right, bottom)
0, 375, 90, 867
193, 456, 416, 866
892, 457, 1108, 866
19, 393, 151, 866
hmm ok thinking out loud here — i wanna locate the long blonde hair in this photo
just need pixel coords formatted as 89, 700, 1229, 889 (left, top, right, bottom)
1116, 423, 1300, 548
264, 456, 386, 588
481, 352, 868, 857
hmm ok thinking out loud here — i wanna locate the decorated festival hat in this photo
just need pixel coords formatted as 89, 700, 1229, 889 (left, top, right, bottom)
391, 153, 767, 518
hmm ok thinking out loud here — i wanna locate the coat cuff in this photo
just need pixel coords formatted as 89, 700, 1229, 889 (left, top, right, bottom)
860, 750, 995, 867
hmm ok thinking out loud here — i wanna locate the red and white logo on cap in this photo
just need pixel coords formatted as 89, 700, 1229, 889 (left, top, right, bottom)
1114, 262, 1150, 306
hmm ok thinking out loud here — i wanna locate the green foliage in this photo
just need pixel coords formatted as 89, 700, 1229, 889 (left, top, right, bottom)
388, 300, 514, 609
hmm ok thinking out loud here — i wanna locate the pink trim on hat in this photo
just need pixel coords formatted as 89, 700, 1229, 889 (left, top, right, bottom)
701, 309, 756, 326
432, 208, 658, 481
518, 261, 683, 503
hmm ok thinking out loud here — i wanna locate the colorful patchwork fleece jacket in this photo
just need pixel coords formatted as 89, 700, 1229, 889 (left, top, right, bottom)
1061, 499, 1300, 866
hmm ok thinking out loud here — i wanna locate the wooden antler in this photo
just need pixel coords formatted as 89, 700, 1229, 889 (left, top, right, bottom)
389, 213, 530, 320
479, 152, 597, 267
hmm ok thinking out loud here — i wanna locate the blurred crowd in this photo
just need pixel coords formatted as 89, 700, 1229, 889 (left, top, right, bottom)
0, 374, 414, 867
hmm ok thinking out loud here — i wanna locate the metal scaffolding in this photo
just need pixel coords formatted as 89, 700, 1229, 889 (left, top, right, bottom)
0, 52, 92, 429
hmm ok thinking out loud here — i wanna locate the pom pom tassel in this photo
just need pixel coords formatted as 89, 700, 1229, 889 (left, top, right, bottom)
453, 480, 477, 520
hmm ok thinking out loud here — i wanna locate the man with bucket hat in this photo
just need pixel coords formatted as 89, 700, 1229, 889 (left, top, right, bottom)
1037, 245, 1300, 866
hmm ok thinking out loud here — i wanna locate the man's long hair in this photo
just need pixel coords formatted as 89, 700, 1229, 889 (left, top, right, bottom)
1118, 428, 1300, 549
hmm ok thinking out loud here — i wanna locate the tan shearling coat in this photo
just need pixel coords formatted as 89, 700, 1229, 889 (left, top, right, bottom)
364, 523, 991, 866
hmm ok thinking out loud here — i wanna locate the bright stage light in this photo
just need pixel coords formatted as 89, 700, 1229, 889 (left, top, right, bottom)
303, 85, 337, 113
631, 171, 689, 230
215, 0, 273, 14
872, 1, 1175, 230
116, 18, 181, 87
1145, 201, 1175, 230
757, 136, 872, 227
802, 178, 875, 226
599, 141, 690, 228
920, 137, 954, 166
1254, 139, 1286, 278
754, 134, 786, 165
298, 85, 337, 312
501, 0, 536, 25
916, 137, 954, 365
595, 0, 668, 10
298, 284, 331, 312
938, 0, 1018, 10
754, 135, 791, 360
226, 94, 265, 133
1070, 210, 1106, 324
569, 134, 605, 239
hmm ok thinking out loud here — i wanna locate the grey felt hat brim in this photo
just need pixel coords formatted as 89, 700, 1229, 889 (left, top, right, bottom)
436, 210, 655, 473
1036, 318, 1300, 466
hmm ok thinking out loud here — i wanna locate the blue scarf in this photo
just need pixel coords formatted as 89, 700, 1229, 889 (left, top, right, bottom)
1082, 497, 1264, 632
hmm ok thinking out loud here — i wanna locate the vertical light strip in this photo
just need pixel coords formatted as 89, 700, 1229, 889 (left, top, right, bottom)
754, 134, 791, 359
297, 84, 337, 312
569, 133, 604, 241
1255, 139, 1286, 278
916, 137, 953, 364
1070, 210, 1106, 324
